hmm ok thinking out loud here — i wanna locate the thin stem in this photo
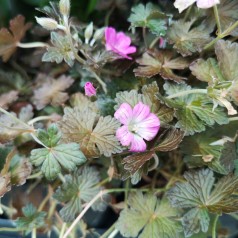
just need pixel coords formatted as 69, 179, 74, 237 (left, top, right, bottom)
166, 89, 207, 99
142, 27, 148, 48
148, 154, 159, 172
91, 71, 107, 93
27, 171, 43, 180
204, 20, 238, 50
149, 36, 160, 49
212, 215, 219, 238
17, 42, 49, 48
229, 117, 238, 122
184, 5, 192, 21
63, 190, 107, 238
1, 148, 17, 175
108, 229, 119, 238
0, 227, 26, 232
104, 5, 116, 26
59, 223, 67, 238
30, 132, 49, 149
32, 228, 37, 238
38, 186, 53, 212
213, 5, 221, 35
28, 115, 56, 126
101, 223, 116, 238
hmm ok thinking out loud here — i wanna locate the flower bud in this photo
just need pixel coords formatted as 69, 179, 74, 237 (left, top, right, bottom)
84, 82, 96, 97
35, 17, 58, 30
84, 22, 93, 44
90, 27, 105, 46
59, 0, 70, 16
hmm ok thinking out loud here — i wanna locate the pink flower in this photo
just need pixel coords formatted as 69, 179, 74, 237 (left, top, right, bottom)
105, 27, 136, 60
84, 82, 96, 97
114, 102, 160, 152
174, 0, 220, 13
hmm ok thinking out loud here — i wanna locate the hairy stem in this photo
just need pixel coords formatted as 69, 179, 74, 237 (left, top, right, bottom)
204, 20, 238, 50
213, 5, 221, 35
166, 89, 208, 99
91, 71, 108, 93
212, 215, 219, 238
17, 42, 49, 48
142, 27, 148, 48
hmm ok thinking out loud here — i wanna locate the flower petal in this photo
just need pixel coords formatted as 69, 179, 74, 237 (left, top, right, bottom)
116, 125, 133, 146
136, 113, 160, 140
114, 103, 133, 125
196, 0, 220, 8
129, 134, 146, 152
105, 27, 117, 50
121, 46, 137, 55
132, 102, 150, 123
116, 32, 131, 48
174, 0, 196, 13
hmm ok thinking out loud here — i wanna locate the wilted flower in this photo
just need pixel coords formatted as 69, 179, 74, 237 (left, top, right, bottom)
84, 82, 96, 97
105, 27, 136, 60
35, 17, 58, 30
114, 102, 160, 152
174, 0, 220, 13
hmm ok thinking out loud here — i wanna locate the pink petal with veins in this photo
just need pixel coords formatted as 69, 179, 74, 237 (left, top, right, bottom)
129, 134, 147, 152
116, 125, 133, 146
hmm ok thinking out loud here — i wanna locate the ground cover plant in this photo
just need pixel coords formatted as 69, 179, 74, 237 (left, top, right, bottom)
0, 0, 238, 237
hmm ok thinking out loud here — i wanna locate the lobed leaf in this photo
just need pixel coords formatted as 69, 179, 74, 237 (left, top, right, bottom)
15, 203, 46, 234
134, 49, 188, 83
0, 15, 32, 62
116, 192, 182, 238
32, 74, 74, 110
53, 166, 109, 222
167, 20, 212, 56
59, 107, 122, 158
167, 169, 238, 237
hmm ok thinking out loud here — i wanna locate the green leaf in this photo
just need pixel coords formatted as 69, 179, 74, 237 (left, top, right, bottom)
167, 20, 212, 56
53, 166, 108, 222
15, 203, 46, 234
185, 131, 238, 175
128, 3, 167, 36
30, 143, 86, 180
42, 32, 75, 67
37, 123, 61, 147
116, 192, 182, 238
167, 169, 238, 237
134, 49, 189, 83
30, 124, 86, 180
58, 107, 122, 158
190, 58, 225, 84
160, 82, 229, 135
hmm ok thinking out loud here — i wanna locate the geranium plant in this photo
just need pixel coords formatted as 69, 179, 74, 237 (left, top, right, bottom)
0, 0, 238, 237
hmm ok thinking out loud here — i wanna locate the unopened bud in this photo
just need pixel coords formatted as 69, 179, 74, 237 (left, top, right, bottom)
84, 22, 93, 44
90, 27, 105, 46
35, 17, 58, 30
59, 0, 70, 17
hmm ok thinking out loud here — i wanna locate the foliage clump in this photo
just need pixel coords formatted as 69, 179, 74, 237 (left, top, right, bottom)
0, 0, 238, 237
